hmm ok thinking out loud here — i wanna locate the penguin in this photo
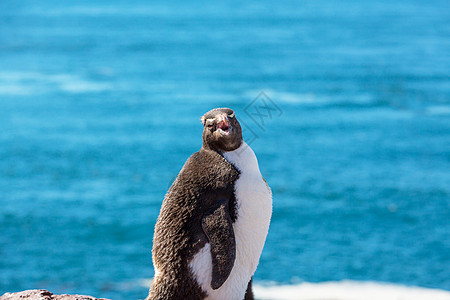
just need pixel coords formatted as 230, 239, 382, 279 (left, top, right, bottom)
147, 108, 272, 300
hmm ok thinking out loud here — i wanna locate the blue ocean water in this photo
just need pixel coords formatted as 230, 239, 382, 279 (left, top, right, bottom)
0, 0, 449, 299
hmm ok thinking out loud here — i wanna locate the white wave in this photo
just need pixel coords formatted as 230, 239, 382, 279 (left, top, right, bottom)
0, 84, 33, 96
245, 89, 319, 105
58, 79, 111, 93
24, 6, 196, 17
244, 89, 374, 106
425, 105, 450, 116
138, 279, 450, 300
266, 91, 318, 104
253, 281, 450, 300
0, 71, 111, 95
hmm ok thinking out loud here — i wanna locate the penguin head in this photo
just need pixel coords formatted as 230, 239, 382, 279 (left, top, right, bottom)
201, 108, 243, 152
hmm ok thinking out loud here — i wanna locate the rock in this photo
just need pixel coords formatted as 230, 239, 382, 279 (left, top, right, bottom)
0, 289, 110, 300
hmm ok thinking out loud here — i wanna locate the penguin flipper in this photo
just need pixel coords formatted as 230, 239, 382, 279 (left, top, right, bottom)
201, 199, 236, 290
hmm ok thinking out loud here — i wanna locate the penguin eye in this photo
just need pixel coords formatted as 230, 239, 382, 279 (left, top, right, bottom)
228, 112, 235, 118
205, 119, 215, 129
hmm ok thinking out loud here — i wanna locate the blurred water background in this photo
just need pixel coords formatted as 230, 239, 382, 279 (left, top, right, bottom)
0, 0, 449, 299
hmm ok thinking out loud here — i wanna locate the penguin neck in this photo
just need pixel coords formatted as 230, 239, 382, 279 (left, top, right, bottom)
222, 142, 261, 175
202, 138, 243, 153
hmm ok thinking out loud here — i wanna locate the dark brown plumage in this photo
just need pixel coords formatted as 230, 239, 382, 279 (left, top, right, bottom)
147, 108, 255, 300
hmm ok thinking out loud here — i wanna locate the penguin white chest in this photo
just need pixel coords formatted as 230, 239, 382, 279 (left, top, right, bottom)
189, 142, 272, 300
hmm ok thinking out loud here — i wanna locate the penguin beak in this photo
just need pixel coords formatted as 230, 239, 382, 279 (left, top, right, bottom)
216, 114, 232, 136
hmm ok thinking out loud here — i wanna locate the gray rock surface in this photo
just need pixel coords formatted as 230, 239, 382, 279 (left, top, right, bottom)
0, 289, 110, 300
